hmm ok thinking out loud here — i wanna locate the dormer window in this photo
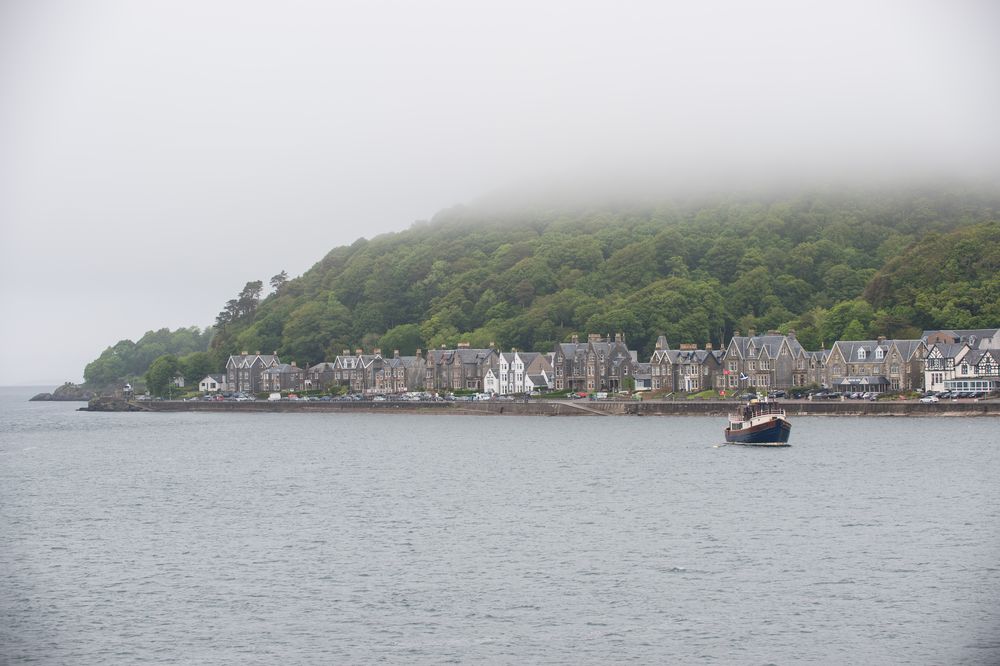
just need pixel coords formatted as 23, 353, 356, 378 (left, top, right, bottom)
857, 348, 867, 360
875, 348, 884, 360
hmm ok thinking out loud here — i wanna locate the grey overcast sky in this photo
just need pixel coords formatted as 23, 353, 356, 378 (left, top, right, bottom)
2, 0, 998, 386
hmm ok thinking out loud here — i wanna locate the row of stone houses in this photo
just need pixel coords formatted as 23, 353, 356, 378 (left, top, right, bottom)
210, 327, 1000, 396
653, 330, 928, 394
219, 344, 556, 396
551, 333, 638, 392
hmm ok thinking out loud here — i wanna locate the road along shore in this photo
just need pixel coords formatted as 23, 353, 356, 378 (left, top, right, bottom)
85, 397, 1000, 416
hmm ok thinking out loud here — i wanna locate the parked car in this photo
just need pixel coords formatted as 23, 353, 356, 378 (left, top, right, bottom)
919, 395, 939, 403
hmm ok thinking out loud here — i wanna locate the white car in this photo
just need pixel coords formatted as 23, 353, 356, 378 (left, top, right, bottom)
919, 395, 939, 403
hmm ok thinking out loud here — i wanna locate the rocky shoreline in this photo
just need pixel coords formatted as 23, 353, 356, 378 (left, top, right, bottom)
30, 383, 96, 402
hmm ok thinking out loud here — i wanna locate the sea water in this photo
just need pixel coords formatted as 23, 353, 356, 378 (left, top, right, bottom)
1, 387, 998, 664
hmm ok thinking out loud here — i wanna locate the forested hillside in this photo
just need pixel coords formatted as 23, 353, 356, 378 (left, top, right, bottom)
83, 188, 1000, 386
84, 327, 213, 386
213, 189, 1000, 362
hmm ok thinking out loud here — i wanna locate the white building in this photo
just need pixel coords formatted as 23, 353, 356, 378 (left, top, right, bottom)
199, 374, 225, 392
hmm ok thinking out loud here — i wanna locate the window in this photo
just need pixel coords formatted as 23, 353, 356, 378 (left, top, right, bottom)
858, 348, 867, 360
875, 348, 884, 360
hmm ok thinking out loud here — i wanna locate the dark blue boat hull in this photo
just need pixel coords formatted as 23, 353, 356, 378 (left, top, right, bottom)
725, 417, 791, 445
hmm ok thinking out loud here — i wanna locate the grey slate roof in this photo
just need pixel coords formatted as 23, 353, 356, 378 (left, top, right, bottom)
923, 328, 1000, 345
928, 343, 967, 359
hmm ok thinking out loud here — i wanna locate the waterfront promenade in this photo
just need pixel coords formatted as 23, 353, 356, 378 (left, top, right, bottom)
88, 397, 1000, 416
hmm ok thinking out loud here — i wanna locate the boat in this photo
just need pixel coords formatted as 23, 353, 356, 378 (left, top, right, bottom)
724, 398, 791, 446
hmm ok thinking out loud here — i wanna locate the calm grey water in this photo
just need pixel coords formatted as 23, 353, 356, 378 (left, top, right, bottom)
1, 387, 998, 664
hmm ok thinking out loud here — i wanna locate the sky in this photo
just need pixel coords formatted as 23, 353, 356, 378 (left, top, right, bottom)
2, 0, 998, 386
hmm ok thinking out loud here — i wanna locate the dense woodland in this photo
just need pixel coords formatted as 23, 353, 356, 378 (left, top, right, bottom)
83, 188, 1000, 389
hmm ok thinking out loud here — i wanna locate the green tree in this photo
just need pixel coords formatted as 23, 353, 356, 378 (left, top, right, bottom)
379, 323, 424, 356
179, 351, 215, 384
144, 354, 179, 397
280, 295, 352, 363
841, 319, 868, 341
270, 270, 289, 293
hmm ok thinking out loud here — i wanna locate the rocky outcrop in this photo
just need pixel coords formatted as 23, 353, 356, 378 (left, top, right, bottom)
84, 396, 149, 412
30, 382, 98, 402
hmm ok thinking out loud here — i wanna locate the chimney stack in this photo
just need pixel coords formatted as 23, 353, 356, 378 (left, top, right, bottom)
394, 349, 400, 358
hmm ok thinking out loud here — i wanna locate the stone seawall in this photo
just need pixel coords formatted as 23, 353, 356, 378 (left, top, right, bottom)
89, 398, 1000, 416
